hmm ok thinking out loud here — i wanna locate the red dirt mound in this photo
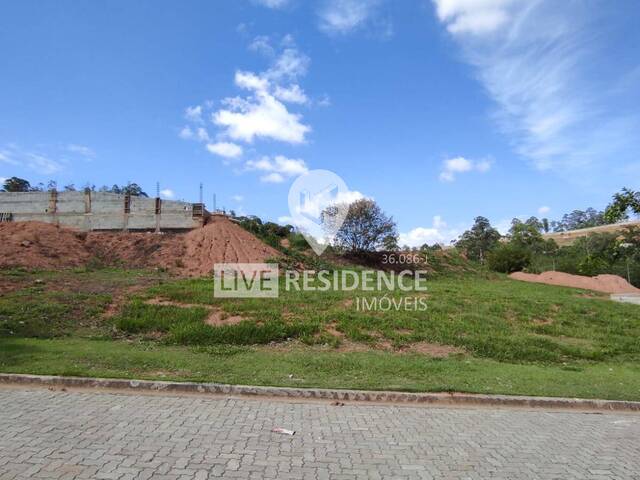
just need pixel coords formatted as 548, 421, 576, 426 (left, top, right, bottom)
0, 217, 280, 277
0, 221, 90, 270
85, 231, 185, 271
180, 216, 280, 276
510, 271, 640, 294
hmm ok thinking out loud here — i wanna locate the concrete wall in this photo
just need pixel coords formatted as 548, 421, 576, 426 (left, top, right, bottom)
0, 191, 203, 231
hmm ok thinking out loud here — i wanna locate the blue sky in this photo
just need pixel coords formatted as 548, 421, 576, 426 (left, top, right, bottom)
1, 0, 639, 245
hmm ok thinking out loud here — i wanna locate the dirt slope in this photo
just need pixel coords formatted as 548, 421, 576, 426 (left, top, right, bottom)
0, 221, 90, 270
181, 216, 280, 276
510, 271, 640, 294
0, 217, 280, 276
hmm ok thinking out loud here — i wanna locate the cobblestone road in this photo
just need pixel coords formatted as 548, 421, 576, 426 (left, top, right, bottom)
1, 387, 639, 479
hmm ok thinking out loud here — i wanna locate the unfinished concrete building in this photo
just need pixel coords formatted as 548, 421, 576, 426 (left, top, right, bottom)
0, 190, 207, 231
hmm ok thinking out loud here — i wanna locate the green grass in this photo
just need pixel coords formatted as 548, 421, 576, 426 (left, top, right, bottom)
134, 273, 640, 363
113, 301, 209, 334
0, 288, 111, 338
1, 337, 639, 400
2, 267, 640, 400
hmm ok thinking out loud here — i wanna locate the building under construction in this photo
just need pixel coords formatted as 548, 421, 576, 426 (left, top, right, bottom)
0, 190, 207, 231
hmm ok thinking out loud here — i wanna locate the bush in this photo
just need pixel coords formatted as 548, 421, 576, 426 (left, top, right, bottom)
488, 244, 532, 273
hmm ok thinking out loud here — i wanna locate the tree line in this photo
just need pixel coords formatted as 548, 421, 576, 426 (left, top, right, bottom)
454, 188, 640, 285
1, 176, 148, 197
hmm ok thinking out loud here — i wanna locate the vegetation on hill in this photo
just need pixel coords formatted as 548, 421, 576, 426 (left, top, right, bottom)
450, 188, 640, 286
3, 267, 640, 399
1, 176, 148, 196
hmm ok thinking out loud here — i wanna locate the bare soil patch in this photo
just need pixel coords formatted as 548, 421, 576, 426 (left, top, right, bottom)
400, 342, 465, 357
205, 311, 246, 327
510, 271, 640, 294
325, 323, 345, 339
143, 297, 247, 327
0, 221, 90, 270
0, 218, 279, 277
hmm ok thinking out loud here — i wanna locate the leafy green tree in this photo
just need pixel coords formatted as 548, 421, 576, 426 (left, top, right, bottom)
604, 188, 640, 223
455, 216, 501, 263
509, 218, 546, 253
2, 176, 34, 192
382, 234, 400, 251
541, 218, 550, 233
324, 199, 397, 253
551, 208, 608, 232
487, 243, 532, 273
98, 183, 148, 197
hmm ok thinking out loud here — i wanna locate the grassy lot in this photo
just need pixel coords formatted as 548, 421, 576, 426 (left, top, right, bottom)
1, 267, 640, 400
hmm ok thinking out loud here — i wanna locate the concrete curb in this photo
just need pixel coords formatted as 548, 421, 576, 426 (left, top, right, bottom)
1, 373, 639, 412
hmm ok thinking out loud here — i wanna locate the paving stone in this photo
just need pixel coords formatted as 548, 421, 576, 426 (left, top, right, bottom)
0, 388, 639, 479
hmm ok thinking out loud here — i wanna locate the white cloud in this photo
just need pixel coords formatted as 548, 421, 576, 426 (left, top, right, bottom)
439, 156, 492, 182
214, 90, 310, 144
252, 0, 290, 8
266, 47, 310, 81
278, 215, 294, 224
160, 189, 175, 199
274, 84, 308, 104
179, 126, 194, 140
475, 159, 492, 172
0, 150, 18, 166
235, 71, 270, 91
0, 146, 63, 175
432, 1, 640, 178
196, 128, 210, 142
538, 206, 551, 215
296, 189, 366, 219
24, 153, 63, 175
246, 155, 309, 180
261, 172, 285, 183
399, 216, 460, 247
206, 142, 243, 158
274, 156, 309, 175
432, 0, 518, 35
248, 35, 275, 57
212, 42, 311, 145
67, 144, 95, 158
232, 195, 244, 202
318, 0, 382, 35
180, 125, 210, 142
185, 105, 203, 123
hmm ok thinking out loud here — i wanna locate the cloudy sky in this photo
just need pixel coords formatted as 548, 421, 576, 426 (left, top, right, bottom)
1, 0, 639, 245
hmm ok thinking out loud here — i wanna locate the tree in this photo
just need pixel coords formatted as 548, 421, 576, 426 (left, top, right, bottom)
2, 176, 34, 192
541, 218, 550, 233
551, 208, 608, 232
604, 188, 640, 223
509, 218, 545, 253
121, 183, 148, 197
487, 243, 532, 273
97, 183, 148, 197
324, 199, 397, 253
382, 234, 399, 251
455, 216, 501, 263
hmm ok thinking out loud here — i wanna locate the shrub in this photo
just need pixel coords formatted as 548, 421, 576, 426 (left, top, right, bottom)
488, 244, 532, 273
